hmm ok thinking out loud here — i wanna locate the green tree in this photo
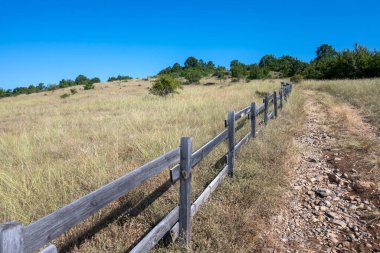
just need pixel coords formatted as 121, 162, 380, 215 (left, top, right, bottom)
248, 64, 269, 79
316, 44, 337, 61
230, 60, 246, 79
214, 66, 227, 82
184, 56, 199, 68
259, 54, 277, 69
149, 75, 182, 96
90, 77, 101, 84
75, 74, 89, 85
184, 69, 202, 83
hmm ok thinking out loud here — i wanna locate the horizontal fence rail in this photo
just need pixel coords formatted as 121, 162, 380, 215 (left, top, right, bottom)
0, 82, 293, 253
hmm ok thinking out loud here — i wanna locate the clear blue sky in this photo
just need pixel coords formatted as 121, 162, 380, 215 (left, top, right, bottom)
0, 0, 379, 89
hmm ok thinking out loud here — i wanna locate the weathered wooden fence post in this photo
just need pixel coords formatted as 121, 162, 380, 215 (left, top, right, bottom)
273, 91, 278, 118
179, 137, 192, 248
250, 102, 256, 138
0, 222, 24, 253
263, 96, 269, 125
279, 89, 283, 110
227, 112, 235, 177
284, 85, 288, 102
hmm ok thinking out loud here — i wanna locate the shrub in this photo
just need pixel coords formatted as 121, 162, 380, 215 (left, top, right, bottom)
84, 83, 95, 90
75, 75, 89, 85
149, 75, 182, 97
70, 89, 77, 95
248, 65, 269, 79
107, 75, 132, 82
290, 74, 304, 83
90, 77, 101, 84
184, 69, 202, 84
60, 93, 70, 99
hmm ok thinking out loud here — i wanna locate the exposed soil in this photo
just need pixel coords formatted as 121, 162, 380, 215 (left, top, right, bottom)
265, 90, 380, 252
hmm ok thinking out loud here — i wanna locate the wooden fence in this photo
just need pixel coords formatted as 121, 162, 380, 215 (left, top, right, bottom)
0, 82, 293, 253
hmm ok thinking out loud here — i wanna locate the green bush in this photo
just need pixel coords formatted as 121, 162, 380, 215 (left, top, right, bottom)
84, 83, 94, 90
149, 75, 182, 97
60, 93, 70, 99
184, 69, 202, 84
248, 65, 269, 79
290, 74, 304, 83
107, 75, 132, 82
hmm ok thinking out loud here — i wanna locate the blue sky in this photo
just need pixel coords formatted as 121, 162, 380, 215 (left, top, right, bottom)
0, 0, 379, 89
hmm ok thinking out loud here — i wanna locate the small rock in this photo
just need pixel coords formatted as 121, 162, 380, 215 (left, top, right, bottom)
352, 180, 375, 192
349, 205, 357, 211
327, 173, 340, 184
342, 241, 351, 248
332, 219, 347, 228
326, 211, 341, 219
316, 188, 332, 197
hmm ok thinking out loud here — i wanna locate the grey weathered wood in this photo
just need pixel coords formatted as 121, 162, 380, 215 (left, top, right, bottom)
179, 137, 192, 248
235, 106, 250, 120
130, 206, 179, 253
170, 129, 228, 183
279, 90, 283, 110
235, 132, 251, 153
227, 112, 235, 177
0, 222, 24, 253
24, 147, 180, 253
170, 165, 228, 242
263, 96, 269, 125
256, 103, 265, 115
273, 91, 278, 117
40, 245, 57, 253
250, 102, 256, 138
268, 111, 274, 119
267, 93, 274, 101
284, 86, 288, 101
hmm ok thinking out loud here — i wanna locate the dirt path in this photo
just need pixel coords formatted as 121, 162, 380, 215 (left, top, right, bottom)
268, 90, 380, 252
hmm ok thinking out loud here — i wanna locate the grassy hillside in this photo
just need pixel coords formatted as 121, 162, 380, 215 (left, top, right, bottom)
1, 78, 298, 252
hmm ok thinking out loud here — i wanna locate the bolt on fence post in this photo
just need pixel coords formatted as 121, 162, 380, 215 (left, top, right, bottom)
227, 112, 235, 177
273, 91, 278, 118
0, 222, 24, 253
263, 96, 269, 125
250, 102, 256, 138
179, 137, 192, 248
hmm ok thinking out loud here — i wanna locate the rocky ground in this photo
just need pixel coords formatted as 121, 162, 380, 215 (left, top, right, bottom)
267, 90, 380, 252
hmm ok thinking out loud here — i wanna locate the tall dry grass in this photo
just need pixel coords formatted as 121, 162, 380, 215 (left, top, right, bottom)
167, 87, 305, 252
0, 78, 292, 252
302, 78, 380, 132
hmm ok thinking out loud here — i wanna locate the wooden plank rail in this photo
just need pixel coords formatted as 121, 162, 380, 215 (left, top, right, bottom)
1, 81, 293, 253
170, 129, 228, 183
23, 147, 180, 253
130, 206, 179, 253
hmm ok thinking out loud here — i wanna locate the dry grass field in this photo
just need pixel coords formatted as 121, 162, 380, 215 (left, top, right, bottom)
2, 77, 378, 252
1, 77, 302, 252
